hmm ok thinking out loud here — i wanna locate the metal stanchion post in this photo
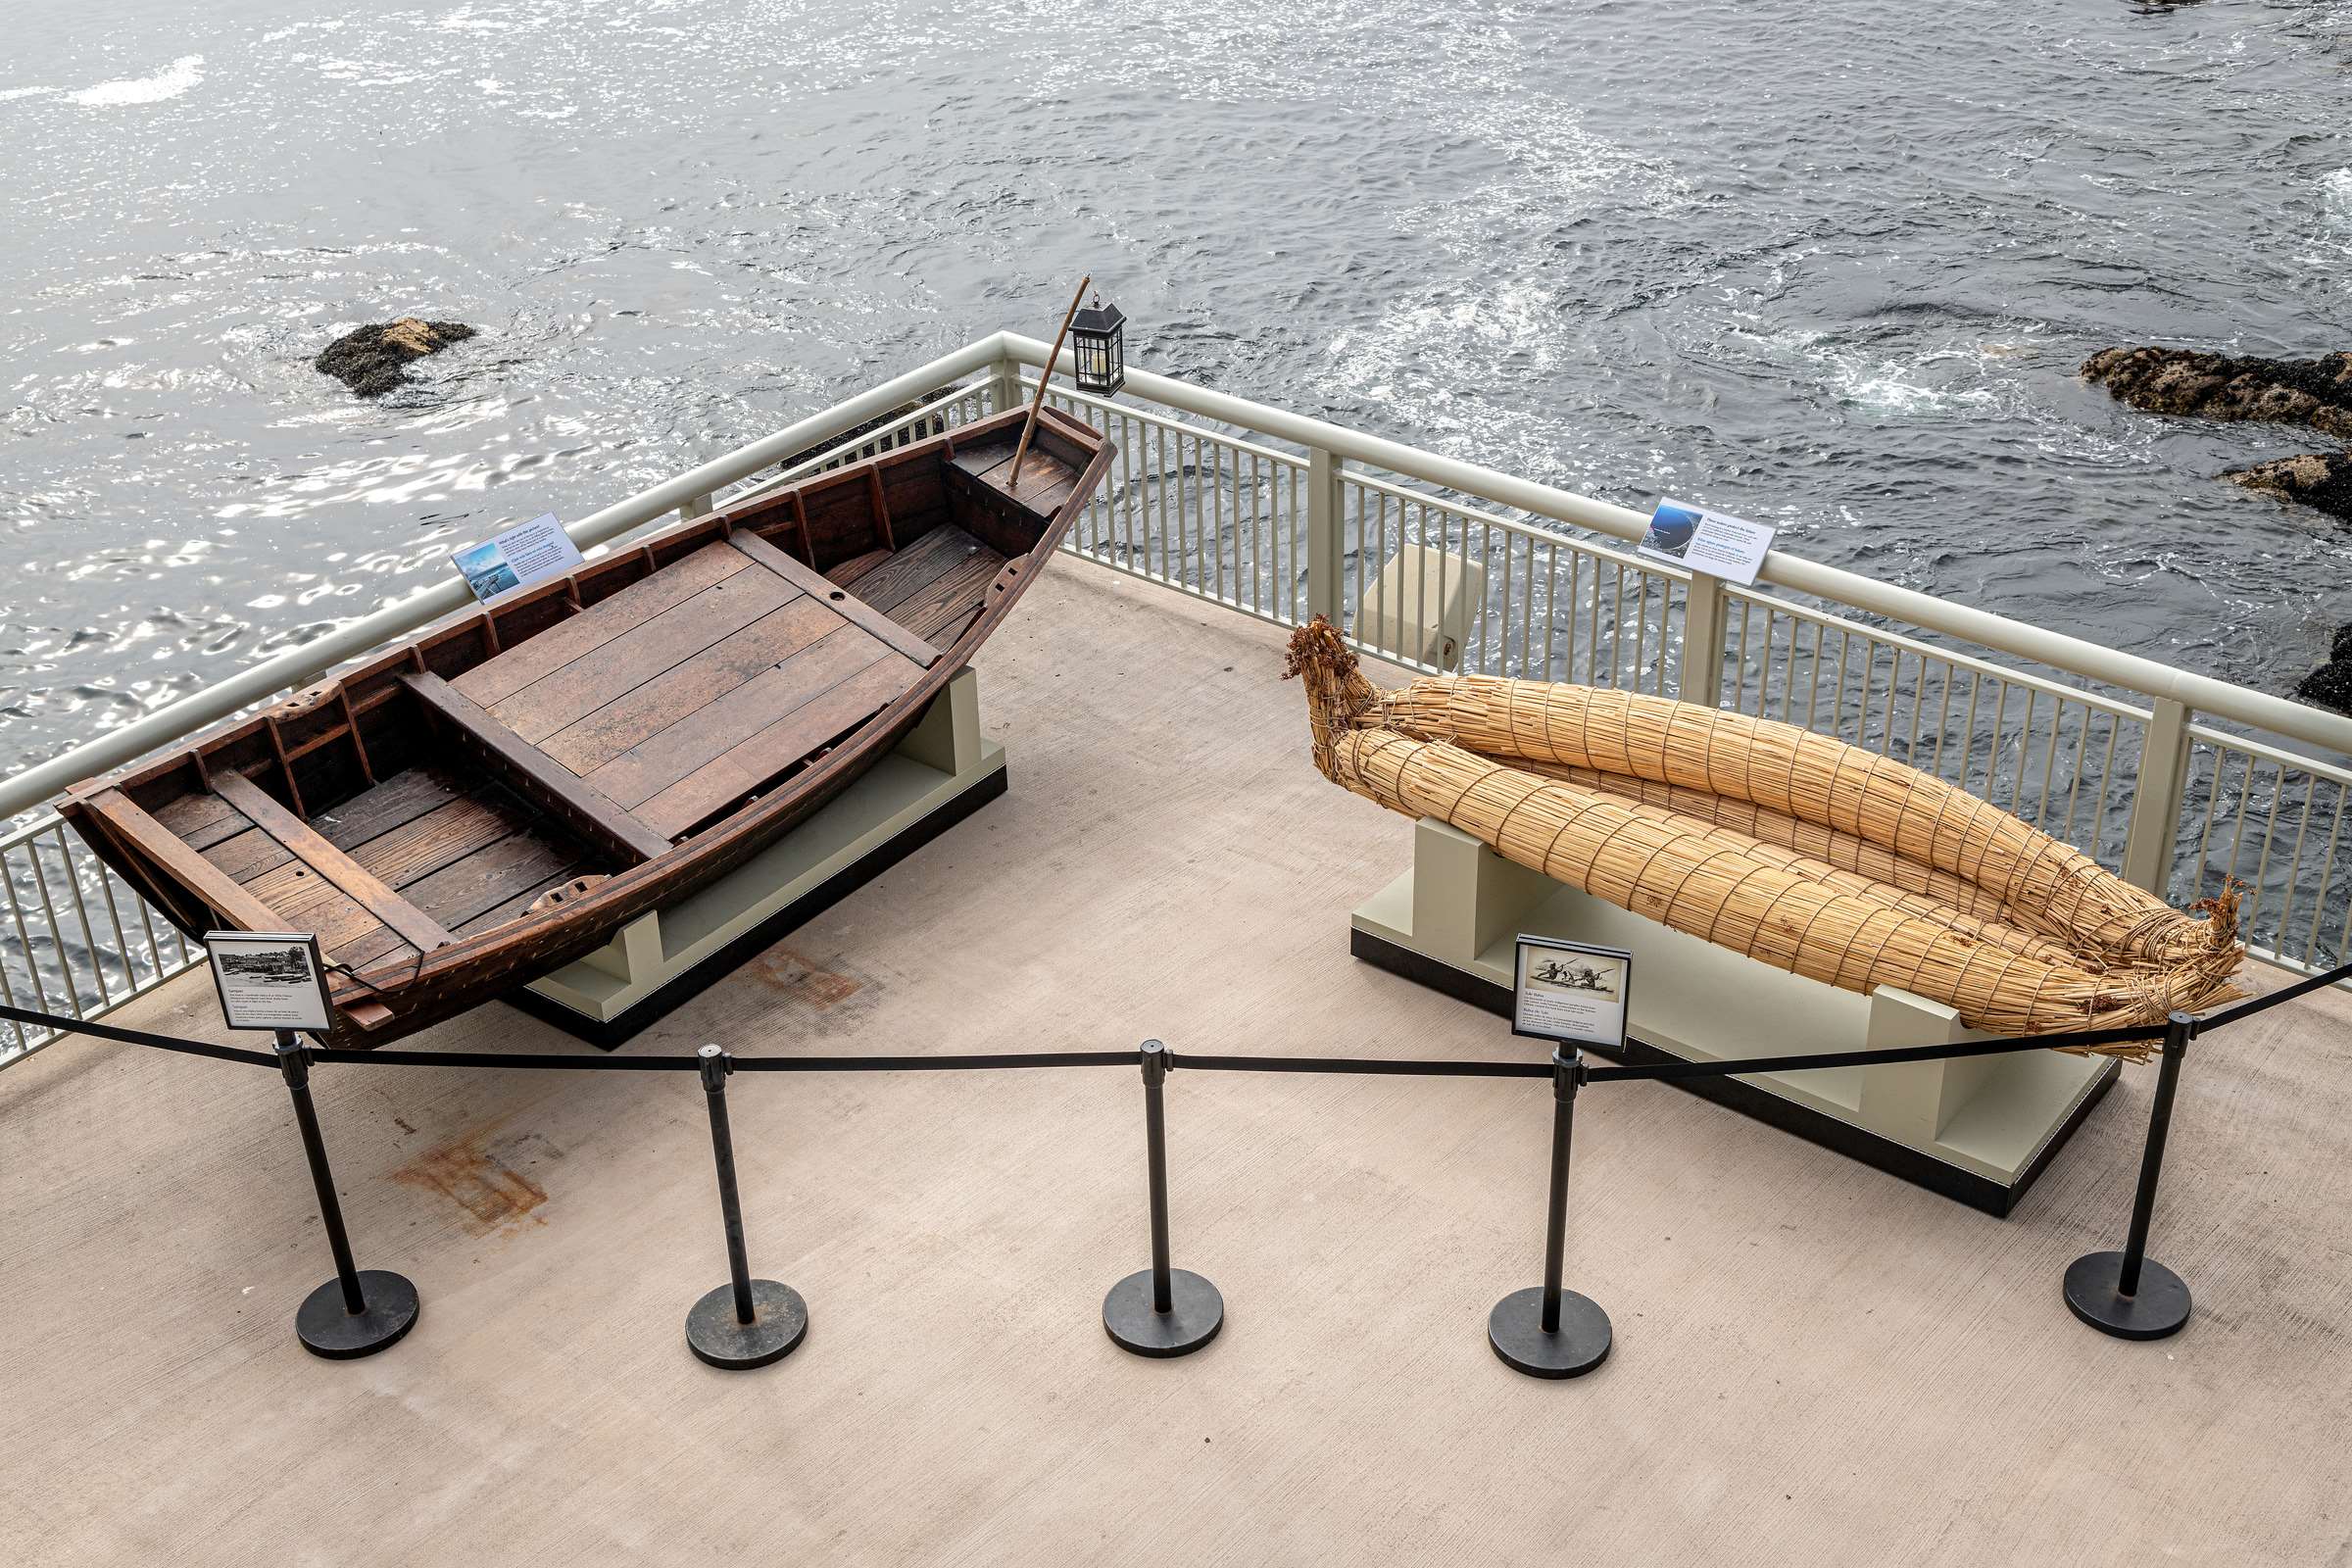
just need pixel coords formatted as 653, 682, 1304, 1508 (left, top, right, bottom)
277, 1031, 419, 1359
2064, 1011, 2195, 1341
1489, 1046, 1610, 1379
685, 1045, 808, 1370
1103, 1040, 1223, 1357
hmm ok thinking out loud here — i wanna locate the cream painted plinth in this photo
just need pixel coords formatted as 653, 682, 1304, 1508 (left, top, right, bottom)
1351, 816, 2117, 1212
524, 667, 1003, 1033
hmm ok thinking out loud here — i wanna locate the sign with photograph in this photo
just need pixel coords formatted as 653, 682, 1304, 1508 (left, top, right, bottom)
1512, 935, 1632, 1052
1636, 498, 1777, 587
451, 513, 585, 604
203, 931, 332, 1033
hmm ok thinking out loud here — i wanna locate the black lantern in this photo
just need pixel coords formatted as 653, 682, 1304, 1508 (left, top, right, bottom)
1068, 294, 1125, 396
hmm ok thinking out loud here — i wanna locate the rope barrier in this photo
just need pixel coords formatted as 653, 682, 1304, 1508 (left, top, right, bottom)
309, 1047, 702, 1071
729, 1050, 1140, 1072
1581, 1023, 2164, 1084
0, 1004, 279, 1069
2188, 957, 2352, 1032
1174, 1053, 1551, 1078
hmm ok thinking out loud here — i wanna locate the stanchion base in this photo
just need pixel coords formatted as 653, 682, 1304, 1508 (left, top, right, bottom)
686, 1279, 808, 1370
296, 1271, 420, 1360
1488, 1286, 1611, 1379
1103, 1268, 1223, 1358
2063, 1251, 2190, 1341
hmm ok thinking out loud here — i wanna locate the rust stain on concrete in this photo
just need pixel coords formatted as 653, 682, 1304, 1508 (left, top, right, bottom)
392, 1121, 557, 1234
750, 946, 863, 1008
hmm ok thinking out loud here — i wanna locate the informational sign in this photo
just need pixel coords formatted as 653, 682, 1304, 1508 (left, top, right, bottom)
1512, 935, 1632, 1052
451, 513, 584, 604
1636, 498, 1777, 586
203, 930, 332, 1033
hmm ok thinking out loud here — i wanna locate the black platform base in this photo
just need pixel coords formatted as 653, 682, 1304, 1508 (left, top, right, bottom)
1350, 929, 2115, 1217
686, 1279, 808, 1369
2063, 1250, 2191, 1341
1102, 1268, 1223, 1358
1488, 1285, 1611, 1379
297, 1270, 420, 1359
506, 763, 1007, 1050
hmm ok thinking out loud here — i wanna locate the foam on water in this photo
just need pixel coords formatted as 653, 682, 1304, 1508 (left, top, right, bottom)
64, 56, 205, 108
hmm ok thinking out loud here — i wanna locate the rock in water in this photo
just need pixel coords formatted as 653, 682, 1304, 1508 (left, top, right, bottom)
2227, 452, 2352, 524
315, 317, 478, 398
2296, 625, 2352, 715
2081, 346, 2352, 437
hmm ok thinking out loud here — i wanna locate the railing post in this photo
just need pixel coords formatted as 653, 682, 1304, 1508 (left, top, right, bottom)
1306, 445, 1346, 627
1103, 1041, 1222, 1357
277, 1031, 419, 1359
1679, 574, 1726, 709
1489, 1047, 1610, 1379
684, 1044, 808, 1370
2063, 1012, 2195, 1340
677, 493, 715, 525
2121, 698, 2192, 895
992, 358, 1027, 418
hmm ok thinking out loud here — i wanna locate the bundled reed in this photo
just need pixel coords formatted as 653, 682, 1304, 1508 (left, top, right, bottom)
1285, 616, 2242, 1051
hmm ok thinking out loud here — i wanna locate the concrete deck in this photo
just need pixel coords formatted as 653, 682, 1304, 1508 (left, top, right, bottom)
4, 562, 2349, 1566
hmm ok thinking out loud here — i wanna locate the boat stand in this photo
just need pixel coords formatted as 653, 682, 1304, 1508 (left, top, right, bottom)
510, 667, 1004, 1048
1349, 816, 2119, 1216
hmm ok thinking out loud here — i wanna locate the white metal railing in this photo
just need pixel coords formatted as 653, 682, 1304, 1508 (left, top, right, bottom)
7, 328, 2352, 1066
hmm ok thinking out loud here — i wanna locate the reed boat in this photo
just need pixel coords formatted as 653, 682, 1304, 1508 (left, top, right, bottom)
56, 405, 1113, 1046
1285, 616, 2242, 1049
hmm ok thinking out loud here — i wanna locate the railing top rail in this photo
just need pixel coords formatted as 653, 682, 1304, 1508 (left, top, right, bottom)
994, 332, 2352, 758
1339, 466, 1690, 586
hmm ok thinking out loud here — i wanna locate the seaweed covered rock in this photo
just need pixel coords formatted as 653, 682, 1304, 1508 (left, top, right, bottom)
2296, 625, 2352, 716
315, 317, 477, 398
2227, 452, 2352, 524
2081, 346, 2352, 438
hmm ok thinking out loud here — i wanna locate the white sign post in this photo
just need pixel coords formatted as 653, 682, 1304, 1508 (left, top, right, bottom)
1636, 498, 1777, 587
451, 513, 586, 605
1511, 935, 1632, 1054
203, 930, 333, 1034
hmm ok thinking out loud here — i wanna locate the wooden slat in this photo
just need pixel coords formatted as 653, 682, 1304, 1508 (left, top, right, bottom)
449, 541, 752, 708
585, 625, 894, 809
403, 672, 673, 859
490, 566, 795, 742
151, 790, 250, 852
536, 595, 841, 777
348, 795, 530, 890
79, 788, 288, 934
454, 866, 595, 937
727, 532, 942, 669
895, 552, 1008, 643
401, 831, 586, 932
213, 772, 458, 953
824, 549, 890, 586
845, 525, 984, 615
315, 769, 466, 851
206, 827, 294, 885
241, 864, 406, 953
632, 656, 918, 839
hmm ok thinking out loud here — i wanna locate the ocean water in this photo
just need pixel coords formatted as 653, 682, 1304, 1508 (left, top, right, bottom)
4, 0, 2350, 779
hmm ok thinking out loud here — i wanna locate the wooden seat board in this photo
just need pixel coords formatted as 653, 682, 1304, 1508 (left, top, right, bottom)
725, 532, 941, 668
631, 655, 920, 839
449, 541, 752, 709
536, 595, 842, 778
489, 566, 797, 743
584, 624, 899, 810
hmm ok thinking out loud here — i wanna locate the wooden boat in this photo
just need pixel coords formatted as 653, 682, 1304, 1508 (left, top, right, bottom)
57, 405, 1114, 1045
1285, 616, 2242, 1047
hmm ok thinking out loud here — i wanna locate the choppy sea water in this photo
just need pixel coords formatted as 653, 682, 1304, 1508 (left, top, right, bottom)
4, 0, 2350, 780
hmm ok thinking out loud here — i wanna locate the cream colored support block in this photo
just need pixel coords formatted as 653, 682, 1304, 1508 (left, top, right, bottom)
1360, 544, 1484, 669
1407, 816, 1555, 968
1859, 989, 1993, 1145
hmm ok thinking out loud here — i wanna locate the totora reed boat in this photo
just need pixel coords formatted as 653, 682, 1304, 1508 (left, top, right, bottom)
1285, 615, 2243, 1049
56, 405, 1113, 1046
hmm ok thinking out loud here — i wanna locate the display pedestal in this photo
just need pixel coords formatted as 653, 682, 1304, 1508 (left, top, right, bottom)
1350, 817, 2117, 1215
510, 668, 1004, 1048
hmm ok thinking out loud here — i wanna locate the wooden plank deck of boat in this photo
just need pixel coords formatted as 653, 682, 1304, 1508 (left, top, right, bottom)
425, 532, 998, 846
4, 563, 2349, 1564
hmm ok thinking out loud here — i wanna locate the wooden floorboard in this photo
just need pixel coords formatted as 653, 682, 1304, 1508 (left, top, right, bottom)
727, 532, 940, 668
314, 770, 466, 851
892, 552, 1004, 641
843, 526, 982, 614
454, 866, 592, 936
149, 790, 248, 852
489, 567, 795, 743
536, 596, 840, 778
582, 626, 894, 810
824, 548, 890, 586
213, 773, 456, 954
450, 541, 751, 708
204, 826, 293, 885
348, 796, 529, 892
631, 656, 918, 839
401, 831, 585, 931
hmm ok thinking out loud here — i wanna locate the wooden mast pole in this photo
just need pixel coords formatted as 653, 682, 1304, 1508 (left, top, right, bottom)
1008, 273, 1091, 494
